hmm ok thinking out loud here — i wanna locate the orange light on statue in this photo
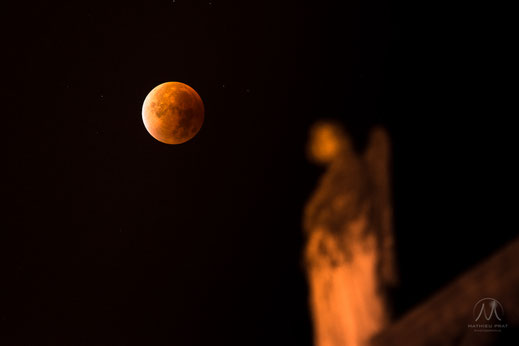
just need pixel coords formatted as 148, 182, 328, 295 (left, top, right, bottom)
304, 122, 397, 346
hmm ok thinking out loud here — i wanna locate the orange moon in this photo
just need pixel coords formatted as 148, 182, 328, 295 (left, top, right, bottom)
142, 82, 204, 144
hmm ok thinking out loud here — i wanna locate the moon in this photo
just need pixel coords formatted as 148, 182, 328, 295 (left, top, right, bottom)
142, 82, 204, 144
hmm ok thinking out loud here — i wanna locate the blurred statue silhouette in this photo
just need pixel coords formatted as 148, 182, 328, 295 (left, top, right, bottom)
304, 121, 397, 346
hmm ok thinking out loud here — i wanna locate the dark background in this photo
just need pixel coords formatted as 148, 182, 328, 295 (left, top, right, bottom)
2, 0, 515, 345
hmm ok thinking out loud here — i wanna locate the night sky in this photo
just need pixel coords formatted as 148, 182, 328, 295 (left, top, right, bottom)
3, 0, 514, 345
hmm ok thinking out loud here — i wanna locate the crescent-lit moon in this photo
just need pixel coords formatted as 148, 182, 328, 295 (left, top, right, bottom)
142, 82, 205, 144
